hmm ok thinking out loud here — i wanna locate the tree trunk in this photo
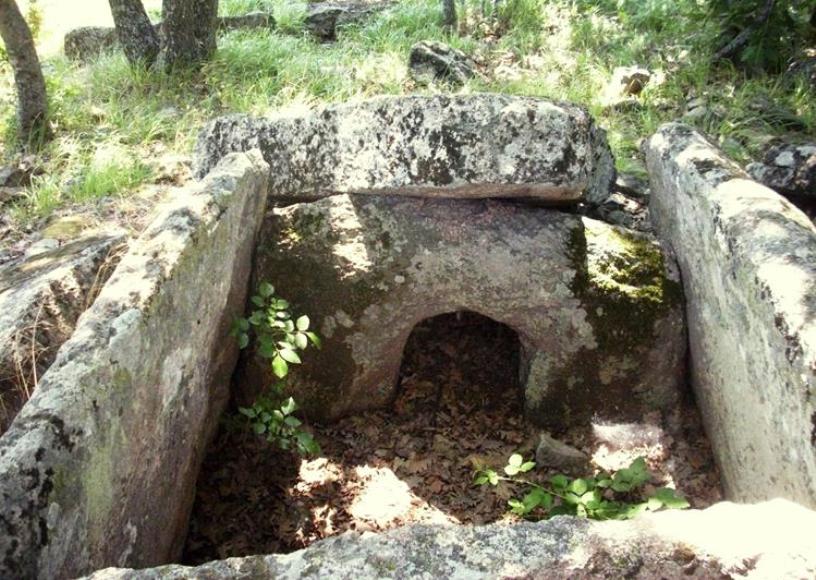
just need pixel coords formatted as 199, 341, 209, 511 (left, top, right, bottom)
442, 0, 457, 30
0, 0, 49, 145
108, 0, 160, 67
160, 0, 218, 71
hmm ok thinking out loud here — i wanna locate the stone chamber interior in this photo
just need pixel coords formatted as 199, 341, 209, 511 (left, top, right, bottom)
181, 310, 722, 564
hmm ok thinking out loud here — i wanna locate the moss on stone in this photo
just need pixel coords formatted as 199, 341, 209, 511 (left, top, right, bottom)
525, 219, 684, 428
568, 219, 682, 351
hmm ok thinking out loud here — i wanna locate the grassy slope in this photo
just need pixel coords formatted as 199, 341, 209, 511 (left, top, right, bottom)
0, 0, 814, 228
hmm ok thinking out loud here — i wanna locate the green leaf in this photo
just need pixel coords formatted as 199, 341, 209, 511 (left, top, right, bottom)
564, 492, 581, 505
519, 461, 536, 473
294, 332, 308, 350
296, 431, 318, 455
259, 282, 275, 297
284, 416, 302, 428
487, 470, 499, 486
581, 490, 602, 509
508, 453, 523, 467
569, 478, 588, 495
276, 311, 289, 319
653, 487, 690, 509
474, 473, 489, 486
272, 355, 289, 378
238, 407, 256, 418
251, 295, 264, 307
549, 504, 576, 517
508, 499, 526, 515
279, 348, 302, 364
504, 464, 520, 476
646, 496, 664, 511
281, 397, 298, 415
259, 340, 276, 359
306, 331, 322, 349
238, 333, 249, 349
249, 311, 265, 326
524, 488, 551, 511
253, 422, 267, 435
551, 474, 569, 491
596, 475, 612, 488
296, 315, 310, 331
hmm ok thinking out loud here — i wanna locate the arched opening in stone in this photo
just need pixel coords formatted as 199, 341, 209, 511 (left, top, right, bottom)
184, 306, 722, 565
393, 311, 523, 420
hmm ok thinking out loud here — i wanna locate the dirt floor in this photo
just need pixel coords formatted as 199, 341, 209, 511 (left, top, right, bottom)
183, 312, 722, 564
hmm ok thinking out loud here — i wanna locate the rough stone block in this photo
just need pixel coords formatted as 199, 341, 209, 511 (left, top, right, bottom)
0, 152, 269, 579
645, 122, 816, 508
83, 500, 816, 579
194, 94, 615, 204
240, 194, 685, 428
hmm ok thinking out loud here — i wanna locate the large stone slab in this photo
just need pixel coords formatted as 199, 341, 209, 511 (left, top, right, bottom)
240, 194, 685, 428
645, 123, 816, 508
85, 500, 816, 579
0, 230, 126, 434
0, 152, 269, 579
194, 94, 615, 204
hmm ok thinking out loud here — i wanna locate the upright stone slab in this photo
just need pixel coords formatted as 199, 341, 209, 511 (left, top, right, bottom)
240, 195, 685, 427
645, 123, 816, 508
0, 152, 269, 579
0, 230, 126, 434
194, 94, 615, 204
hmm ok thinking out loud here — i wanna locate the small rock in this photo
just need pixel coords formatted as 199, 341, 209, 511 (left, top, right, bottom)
305, 6, 348, 41
784, 48, 816, 88
601, 66, 651, 111
408, 40, 476, 86
0, 186, 24, 207
747, 141, 816, 199
218, 11, 275, 32
614, 172, 650, 199
42, 215, 93, 241
63, 26, 119, 62
535, 432, 590, 472
592, 421, 664, 451
24, 238, 59, 258
0, 156, 40, 188
587, 191, 652, 232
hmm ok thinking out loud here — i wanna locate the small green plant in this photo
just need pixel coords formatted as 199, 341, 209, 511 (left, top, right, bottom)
231, 282, 321, 455
475, 455, 689, 520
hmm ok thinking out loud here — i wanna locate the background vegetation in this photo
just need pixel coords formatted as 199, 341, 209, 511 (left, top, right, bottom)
0, 0, 814, 227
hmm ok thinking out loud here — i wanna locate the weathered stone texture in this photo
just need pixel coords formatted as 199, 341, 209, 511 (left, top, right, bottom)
645, 123, 816, 508
0, 152, 269, 579
0, 230, 126, 434
239, 194, 685, 428
85, 500, 816, 579
63, 14, 276, 62
64, 26, 121, 61
194, 95, 615, 204
747, 141, 816, 199
408, 40, 476, 86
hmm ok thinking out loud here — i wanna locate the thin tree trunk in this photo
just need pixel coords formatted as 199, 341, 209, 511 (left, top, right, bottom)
442, 0, 457, 30
0, 0, 49, 145
108, 0, 160, 67
160, 0, 218, 71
